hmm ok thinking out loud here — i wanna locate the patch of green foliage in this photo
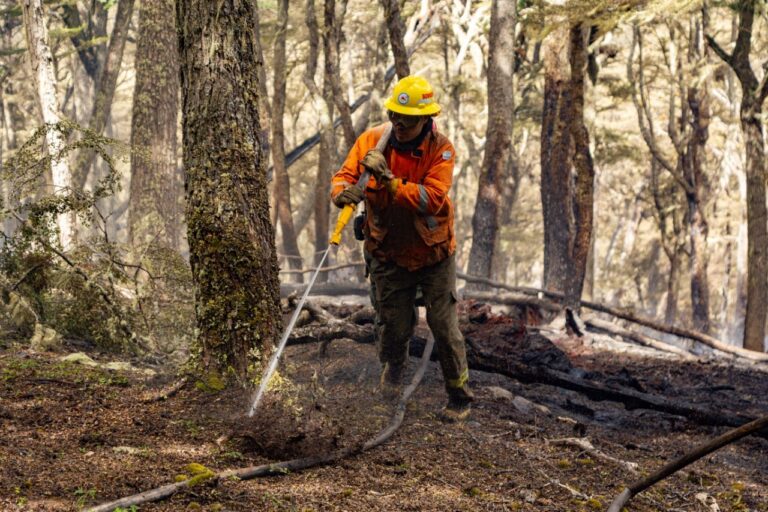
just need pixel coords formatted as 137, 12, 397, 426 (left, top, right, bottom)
73, 486, 97, 507
0, 121, 195, 357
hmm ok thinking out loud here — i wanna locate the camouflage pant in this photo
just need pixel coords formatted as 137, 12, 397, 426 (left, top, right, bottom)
366, 253, 470, 394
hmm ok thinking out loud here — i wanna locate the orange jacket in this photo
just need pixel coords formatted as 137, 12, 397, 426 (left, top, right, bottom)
331, 122, 456, 271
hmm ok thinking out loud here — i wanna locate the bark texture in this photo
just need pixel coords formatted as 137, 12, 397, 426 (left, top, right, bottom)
177, 0, 282, 379
21, 0, 74, 249
708, 0, 768, 351
129, 0, 181, 250
539, 23, 594, 308
466, 0, 515, 284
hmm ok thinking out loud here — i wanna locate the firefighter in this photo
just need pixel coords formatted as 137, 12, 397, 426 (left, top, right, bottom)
330, 75, 473, 421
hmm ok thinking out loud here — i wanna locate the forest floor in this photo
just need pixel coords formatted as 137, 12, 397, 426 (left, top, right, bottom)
1, 299, 768, 512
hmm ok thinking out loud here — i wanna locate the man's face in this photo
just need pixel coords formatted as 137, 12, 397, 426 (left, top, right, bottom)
388, 111, 429, 142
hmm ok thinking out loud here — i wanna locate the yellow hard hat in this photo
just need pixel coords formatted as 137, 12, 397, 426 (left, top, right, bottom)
384, 75, 441, 116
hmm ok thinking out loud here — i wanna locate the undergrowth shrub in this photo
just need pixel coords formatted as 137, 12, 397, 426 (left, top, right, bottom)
0, 122, 194, 359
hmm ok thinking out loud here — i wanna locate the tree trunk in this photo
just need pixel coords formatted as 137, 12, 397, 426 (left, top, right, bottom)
682, 14, 712, 334
568, 25, 595, 306
664, 248, 681, 326
73, 0, 136, 192
683, 91, 711, 333
129, 0, 181, 251
540, 23, 594, 308
325, 0, 355, 152
177, 0, 282, 380
21, 0, 74, 250
467, 0, 515, 286
271, 0, 304, 282
742, 109, 767, 351
708, 0, 768, 351
379, 0, 410, 79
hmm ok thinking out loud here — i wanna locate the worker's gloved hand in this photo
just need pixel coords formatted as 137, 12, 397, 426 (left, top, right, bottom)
333, 185, 364, 208
361, 150, 394, 183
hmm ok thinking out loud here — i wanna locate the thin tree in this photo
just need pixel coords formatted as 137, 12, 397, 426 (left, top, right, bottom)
707, 0, 768, 351
73, 0, 136, 191
629, 19, 712, 332
379, 0, 410, 79
21, 0, 74, 249
60, 1, 108, 80
271, 0, 304, 282
177, 0, 281, 380
129, 0, 181, 250
540, 22, 595, 308
466, 0, 516, 286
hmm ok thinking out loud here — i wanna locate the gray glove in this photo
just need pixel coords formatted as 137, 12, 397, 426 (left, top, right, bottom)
361, 149, 394, 183
333, 185, 364, 208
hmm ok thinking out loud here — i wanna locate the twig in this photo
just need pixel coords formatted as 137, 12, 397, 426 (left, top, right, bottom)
141, 377, 189, 403
536, 468, 590, 501
547, 437, 638, 474
10, 262, 46, 291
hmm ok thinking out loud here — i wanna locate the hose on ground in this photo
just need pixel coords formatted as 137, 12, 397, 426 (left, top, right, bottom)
86, 334, 436, 512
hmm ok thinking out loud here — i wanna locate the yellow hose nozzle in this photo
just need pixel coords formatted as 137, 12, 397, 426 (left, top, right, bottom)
330, 203, 355, 245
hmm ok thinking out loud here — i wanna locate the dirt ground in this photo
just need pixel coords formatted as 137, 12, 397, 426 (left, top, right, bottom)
1, 300, 768, 512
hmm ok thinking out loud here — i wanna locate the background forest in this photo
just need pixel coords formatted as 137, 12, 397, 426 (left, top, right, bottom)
1, 0, 767, 361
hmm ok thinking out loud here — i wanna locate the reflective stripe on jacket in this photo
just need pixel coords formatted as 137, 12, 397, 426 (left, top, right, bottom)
331, 122, 456, 271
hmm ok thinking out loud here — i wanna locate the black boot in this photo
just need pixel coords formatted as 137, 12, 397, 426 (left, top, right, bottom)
441, 386, 474, 422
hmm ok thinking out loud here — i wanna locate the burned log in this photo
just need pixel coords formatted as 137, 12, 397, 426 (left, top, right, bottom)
285, 306, 760, 433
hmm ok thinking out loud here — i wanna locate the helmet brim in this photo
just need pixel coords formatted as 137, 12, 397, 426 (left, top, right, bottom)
384, 98, 441, 117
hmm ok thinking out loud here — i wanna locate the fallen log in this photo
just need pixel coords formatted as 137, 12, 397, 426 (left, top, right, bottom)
285, 317, 760, 433
457, 272, 768, 363
459, 337, 756, 430
584, 317, 697, 360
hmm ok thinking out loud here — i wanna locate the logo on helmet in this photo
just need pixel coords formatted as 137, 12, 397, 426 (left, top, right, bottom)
397, 92, 410, 105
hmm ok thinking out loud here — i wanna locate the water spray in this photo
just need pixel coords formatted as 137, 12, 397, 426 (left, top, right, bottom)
247, 124, 392, 418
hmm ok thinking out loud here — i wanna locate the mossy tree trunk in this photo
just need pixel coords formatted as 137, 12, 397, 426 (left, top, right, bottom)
177, 0, 282, 380
129, 0, 181, 251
